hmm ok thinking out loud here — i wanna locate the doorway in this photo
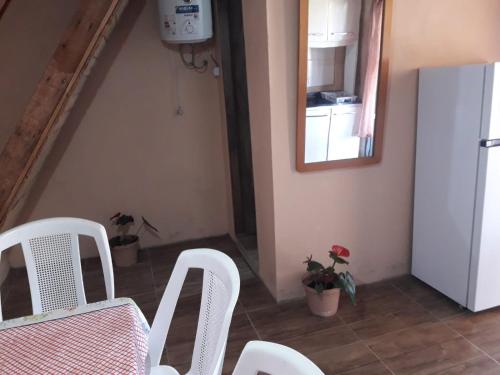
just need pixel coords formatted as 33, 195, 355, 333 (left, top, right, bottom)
216, 0, 258, 271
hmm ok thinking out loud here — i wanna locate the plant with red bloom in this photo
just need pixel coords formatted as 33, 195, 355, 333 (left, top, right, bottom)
303, 244, 356, 304
330, 245, 350, 258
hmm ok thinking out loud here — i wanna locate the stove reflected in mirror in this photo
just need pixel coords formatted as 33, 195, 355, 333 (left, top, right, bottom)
297, 0, 392, 171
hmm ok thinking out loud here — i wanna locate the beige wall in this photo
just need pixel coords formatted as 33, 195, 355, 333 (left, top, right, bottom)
242, 0, 278, 296
245, 0, 500, 300
9, 0, 231, 266
0, 0, 77, 149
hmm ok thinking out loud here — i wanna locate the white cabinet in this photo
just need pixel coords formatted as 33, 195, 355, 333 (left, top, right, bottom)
308, 0, 329, 43
305, 104, 361, 163
308, 0, 361, 48
305, 107, 331, 163
328, 0, 362, 45
328, 104, 361, 161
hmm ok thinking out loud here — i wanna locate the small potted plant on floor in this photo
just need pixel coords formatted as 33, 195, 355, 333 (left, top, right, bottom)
303, 245, 356, 317
109, 213, 159, 267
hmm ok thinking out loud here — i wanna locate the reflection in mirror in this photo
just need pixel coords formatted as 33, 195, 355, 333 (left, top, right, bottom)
297, 0, 391, 170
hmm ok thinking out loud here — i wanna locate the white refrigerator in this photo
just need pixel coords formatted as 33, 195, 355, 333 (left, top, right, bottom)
412, 62, 500, 312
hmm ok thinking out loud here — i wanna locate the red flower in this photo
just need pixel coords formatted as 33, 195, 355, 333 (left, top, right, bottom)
330, 245, 350, 258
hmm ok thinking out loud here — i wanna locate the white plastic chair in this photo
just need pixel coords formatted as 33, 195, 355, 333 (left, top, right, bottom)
149, 249, 240, 375
0, 217, 114, 321
232, 341, 325, 375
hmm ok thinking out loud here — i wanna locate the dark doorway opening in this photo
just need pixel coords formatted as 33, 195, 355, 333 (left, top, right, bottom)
216, 0, 258, 270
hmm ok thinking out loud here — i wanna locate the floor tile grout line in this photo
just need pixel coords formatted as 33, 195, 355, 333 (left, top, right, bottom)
363, 342, 396, 375
146, 251, 172, 306
390, 281, 423, 304
355, 318, 486, 375
347, 317, 396, 375
443, 320, 500, 367
364, 334, 486, 373
145, 250, 160, 302
340, 279, 466, 372
391, 278, 467, 320
341, 288, 440, 344
336, 312, 347, 325
339, 280, 464, 348
244, 310, 262, 340
390, 279, 462, 328
390, 281, 465, 322
337, 282, 423, 326
389, 279, 500, 369
356, 320, 438, 345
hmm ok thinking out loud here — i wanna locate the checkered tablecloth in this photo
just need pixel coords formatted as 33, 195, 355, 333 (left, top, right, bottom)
0, 298, 150, 374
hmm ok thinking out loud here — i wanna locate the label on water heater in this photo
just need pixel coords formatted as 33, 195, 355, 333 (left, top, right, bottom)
160, 0, 211, 43
174, 4, 200, 37
175, 5, 199, 14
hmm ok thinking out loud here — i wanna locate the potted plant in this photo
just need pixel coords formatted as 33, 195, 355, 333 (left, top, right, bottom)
109, 213, 159, 267
303, 244, 356, 317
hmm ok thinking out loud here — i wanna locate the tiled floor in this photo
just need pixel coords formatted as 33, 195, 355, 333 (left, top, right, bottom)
2, 235, 500, 374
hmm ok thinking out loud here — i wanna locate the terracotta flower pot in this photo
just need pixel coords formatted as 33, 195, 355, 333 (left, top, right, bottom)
303, 284, 341, 317
111, 238, 140, 267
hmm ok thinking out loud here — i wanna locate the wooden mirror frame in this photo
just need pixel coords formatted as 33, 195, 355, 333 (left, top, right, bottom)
296, 0, 392, 172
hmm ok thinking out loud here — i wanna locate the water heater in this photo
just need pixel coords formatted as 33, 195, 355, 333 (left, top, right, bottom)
158, 0, 213, 44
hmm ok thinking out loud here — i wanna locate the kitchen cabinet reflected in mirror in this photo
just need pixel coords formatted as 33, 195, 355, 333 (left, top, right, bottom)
297, 0, 391, 171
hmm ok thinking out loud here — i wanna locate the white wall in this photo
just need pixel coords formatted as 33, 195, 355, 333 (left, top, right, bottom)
307, 48, 336, 88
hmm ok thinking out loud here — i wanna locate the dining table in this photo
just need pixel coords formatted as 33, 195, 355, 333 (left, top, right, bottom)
0, 297, 150, 374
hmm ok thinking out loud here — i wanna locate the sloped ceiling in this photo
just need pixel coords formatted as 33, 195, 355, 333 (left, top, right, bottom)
0, 0, 128, 231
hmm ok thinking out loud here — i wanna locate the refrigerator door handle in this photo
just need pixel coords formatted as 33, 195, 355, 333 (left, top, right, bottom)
480, 139, 500, 148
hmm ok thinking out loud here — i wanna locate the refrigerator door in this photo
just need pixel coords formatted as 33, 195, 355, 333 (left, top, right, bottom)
480, 63, 500, 140
468, 145, 500, 311
468, 63, 500, 311
413, 64, 485, 306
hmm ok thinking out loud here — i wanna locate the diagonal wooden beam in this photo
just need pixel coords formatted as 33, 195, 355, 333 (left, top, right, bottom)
0, 0, 128, 228
0, 0, 11, 20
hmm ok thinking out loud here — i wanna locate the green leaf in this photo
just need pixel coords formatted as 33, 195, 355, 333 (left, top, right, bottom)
109, 212, 121, 221
116, 214, 134, 226
336, 257, 349, 265
142, 216, 159, 232
346, 271, 356, 292
307, 260, 324, 273
324, 266, 334, 273
338, 272, 356, 305
304, 255, 324, 273
314, 283, 324, 294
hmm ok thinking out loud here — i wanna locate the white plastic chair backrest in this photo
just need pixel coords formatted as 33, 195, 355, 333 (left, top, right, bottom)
232, 341, 325, 375
149, 249, 240, 375
0, 217, 114, 321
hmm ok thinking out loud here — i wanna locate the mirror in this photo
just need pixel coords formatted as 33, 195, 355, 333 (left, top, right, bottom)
296, 0, 392, 171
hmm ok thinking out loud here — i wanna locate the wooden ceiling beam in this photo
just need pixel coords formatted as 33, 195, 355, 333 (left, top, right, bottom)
0, 0, 11, 21
0, 0, 128, 228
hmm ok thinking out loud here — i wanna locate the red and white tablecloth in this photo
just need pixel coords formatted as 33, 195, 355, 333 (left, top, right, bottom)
0, 298, 150, 374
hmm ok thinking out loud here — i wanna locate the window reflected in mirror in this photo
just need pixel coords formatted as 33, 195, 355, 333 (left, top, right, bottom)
297, 0, 391, 171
